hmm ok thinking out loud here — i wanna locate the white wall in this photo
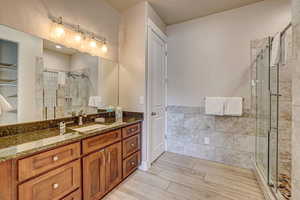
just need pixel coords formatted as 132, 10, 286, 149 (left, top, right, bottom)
70, 53, 98, 72
119, 2, 166, 112
100, 59, 119, 107
43, 49, 70, 71
167, 0, 291, 108
119, 2, 147, 112
0, 0, 120, 61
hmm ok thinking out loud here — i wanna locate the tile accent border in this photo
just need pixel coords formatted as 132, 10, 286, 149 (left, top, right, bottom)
166, 105, 255, 169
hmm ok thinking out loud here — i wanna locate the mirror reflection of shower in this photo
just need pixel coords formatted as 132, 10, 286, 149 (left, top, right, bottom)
41, 40, 119, 120
42, 40, 99, 120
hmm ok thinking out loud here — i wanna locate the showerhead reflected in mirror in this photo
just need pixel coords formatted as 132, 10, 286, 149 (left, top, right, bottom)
42, 39, 119, 120
0, 24, 119, 125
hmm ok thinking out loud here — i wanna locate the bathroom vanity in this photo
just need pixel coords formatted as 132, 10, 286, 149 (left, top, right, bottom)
0, 120, 142, 200
0, 23, 143, 200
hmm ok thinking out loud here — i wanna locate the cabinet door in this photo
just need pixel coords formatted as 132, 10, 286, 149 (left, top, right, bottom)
83, 150, 106, 200
105, 142, 122, 191
19, 160, 81, 200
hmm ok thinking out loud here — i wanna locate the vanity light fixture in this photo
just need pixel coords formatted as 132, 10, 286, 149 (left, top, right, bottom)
89, 38, 97, 48
51, 17, 65, 40
101, 40, 108, 53
49, 15, 108, 55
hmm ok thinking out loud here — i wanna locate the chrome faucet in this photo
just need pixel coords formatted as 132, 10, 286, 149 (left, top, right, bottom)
77, 110, 87, 126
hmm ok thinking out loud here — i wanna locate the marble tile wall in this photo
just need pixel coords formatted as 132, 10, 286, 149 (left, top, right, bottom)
292, 0, 300, 198
278, 28, 293, 184
166, 105, 256, 169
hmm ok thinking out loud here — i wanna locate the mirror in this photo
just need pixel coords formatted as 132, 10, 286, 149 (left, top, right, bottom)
0, 24, 119, 125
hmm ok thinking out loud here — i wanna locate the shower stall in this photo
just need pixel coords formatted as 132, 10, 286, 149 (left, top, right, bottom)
253, 24, 292, 200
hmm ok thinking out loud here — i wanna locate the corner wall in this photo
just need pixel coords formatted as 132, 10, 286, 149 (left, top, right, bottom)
118, 2, 147, 112
166, 0, 291, 169
118, 2, 166, 169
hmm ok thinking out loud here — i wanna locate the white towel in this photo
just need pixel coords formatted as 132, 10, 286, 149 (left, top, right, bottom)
271, 33, 281, 66
282, 29, 291, 65
0, 95, 13, 115
205, 97, 225, 116
88, 96, 102, 108
224, 97, 243, 116
57, 72, 66, 86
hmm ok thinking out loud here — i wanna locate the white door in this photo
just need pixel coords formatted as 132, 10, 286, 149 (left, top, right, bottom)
148, 22, 167, 163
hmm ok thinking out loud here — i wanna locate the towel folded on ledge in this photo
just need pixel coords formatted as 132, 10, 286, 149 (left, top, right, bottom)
205, 97, 243, 116
88, 96, 102, 108
224, 97, 243, 116
205, 97, 226, 116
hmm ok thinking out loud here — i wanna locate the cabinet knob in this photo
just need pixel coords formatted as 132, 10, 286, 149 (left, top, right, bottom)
53, 156, 59, 161
130, 128, 135, 132
131, 162, 136, 166
131, 143, 135, 147
53, 183, 59, 189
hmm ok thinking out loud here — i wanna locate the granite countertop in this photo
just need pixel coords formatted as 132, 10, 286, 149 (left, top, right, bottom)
0, 117, 142, 163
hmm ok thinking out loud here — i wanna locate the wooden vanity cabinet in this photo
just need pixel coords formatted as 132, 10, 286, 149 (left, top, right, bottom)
105, 142, 122, 191
0, 160, 14, 200
83, 142, 122, 200
0, 122, 142, 200
61, 190, 81, 200
19, 160, 81, 200
18, 143, 81, 182
83, 149, 106, 200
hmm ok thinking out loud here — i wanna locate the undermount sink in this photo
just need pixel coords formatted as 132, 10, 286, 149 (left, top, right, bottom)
71, 124, 108, 133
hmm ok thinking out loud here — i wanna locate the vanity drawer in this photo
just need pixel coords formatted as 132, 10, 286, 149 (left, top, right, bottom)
18, 142, 81, 182
122, 123, 141, 139
123, 134, 140, 159
61, 189, 81, 200
82, 129, 121, 154
123, 151, 141, 178
19, 160, 81, 200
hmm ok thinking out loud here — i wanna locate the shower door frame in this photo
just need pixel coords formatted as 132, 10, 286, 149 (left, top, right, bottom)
255, 36, 280, 195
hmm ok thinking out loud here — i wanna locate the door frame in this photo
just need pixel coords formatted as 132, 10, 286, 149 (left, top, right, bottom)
143, 18, 168, 170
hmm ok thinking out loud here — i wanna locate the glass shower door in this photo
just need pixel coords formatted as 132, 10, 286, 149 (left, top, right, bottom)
255, 37, 279, 192
255, 39, 271, 181
269, 56, 279, 189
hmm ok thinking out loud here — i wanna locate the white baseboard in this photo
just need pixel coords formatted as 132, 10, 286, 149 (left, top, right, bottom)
139, 160, 151, 171
253, 162, 278, 200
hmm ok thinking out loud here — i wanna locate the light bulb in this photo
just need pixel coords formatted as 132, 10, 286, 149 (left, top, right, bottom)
74, 34, 82, 42
54, 24, 65, 38
101, 43, 108, 53
90, 40, 97, 48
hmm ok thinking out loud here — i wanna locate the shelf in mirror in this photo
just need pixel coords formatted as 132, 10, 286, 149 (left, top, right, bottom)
0, 62, 17, 70
0, 79, 17, 83
6, 95, 17, 98
0, 83, 17, 87
7, 109, 17, 114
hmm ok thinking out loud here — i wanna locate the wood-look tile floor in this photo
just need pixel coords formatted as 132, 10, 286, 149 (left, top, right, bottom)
104, 152, 265, 200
